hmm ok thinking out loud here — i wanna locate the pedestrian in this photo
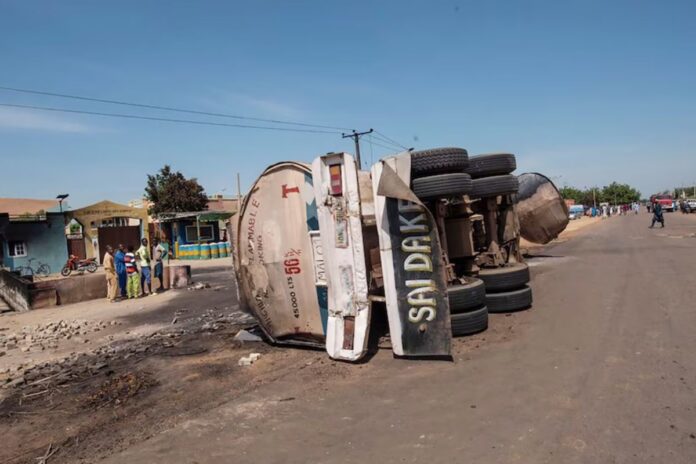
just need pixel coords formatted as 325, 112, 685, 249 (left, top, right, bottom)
125, 245, 140, 298
650, 202, 665, 228
114, 243, 127, 299
103, 245, 118, 302
136, 238, 153, 296
153, 238, 167, 293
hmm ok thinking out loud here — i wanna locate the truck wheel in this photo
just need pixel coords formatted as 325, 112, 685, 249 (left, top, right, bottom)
478, 263, 530, 292
470, 174, 519, 198
451, 306, 488, 336
412, 173, 472, 199
466, 153, 516, 178
486, 286, 533, 313
448, 278, 486, 313
410, 147, 469, 178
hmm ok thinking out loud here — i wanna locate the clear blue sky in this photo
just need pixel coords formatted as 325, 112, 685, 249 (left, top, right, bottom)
1, 0, 695, 207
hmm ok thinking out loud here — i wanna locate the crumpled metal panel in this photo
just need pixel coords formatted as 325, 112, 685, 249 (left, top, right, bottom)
371, 153, 452, 357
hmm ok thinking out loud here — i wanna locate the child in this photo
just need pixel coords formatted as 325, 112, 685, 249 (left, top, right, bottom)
125, 245, 141, 299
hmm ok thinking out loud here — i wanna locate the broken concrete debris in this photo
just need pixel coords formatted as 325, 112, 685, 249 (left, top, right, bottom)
233, 329, 263, 342
2, 309, 257, 390
238, 352, 262, 366
0, 319, 122, 354
188, 282, 211, 291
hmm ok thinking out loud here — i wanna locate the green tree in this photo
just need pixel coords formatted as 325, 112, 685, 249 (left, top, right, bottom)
674, 186, 696, 199
145, 165, 209, 216
599, 182, 640, 204
560, 186, 599, 206
559, 186, 585, 203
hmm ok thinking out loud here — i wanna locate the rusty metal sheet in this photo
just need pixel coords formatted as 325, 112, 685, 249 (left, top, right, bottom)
235, 162, 326, 346
517, 172, 569, 244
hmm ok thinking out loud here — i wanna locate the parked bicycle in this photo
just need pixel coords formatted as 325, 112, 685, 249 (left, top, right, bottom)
17, 258, 51, 278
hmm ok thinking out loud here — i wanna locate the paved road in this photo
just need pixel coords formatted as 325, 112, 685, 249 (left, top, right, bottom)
104, 212, 696, 464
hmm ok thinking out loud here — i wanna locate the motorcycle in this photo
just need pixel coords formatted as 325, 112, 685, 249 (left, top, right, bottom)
61, 255, 98, 276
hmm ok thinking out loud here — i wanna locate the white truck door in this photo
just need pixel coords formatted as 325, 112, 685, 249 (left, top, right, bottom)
312, 153, 371, 361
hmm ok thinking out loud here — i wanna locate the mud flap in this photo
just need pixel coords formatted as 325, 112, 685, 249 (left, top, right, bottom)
312, 154, 371, 361
371, 153, 452, 357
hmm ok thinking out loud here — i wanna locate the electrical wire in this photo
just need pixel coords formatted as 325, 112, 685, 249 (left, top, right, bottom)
367, 138, 400, 152
373, 129, 408, 150
0, 85, 352, 131
370, 135, 403, 151
0, 102, 341, 134
372, 134, 407, 151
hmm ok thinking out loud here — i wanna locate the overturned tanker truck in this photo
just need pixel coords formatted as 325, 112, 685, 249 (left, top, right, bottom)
233, 149, 568, 362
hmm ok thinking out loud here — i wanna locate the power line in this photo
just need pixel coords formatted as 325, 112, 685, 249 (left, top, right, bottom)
368, 139, 401, 152
373, 129, 408, 150
0, 85, 352, 131
0, 102, 341, 134
369, 134, 403, 150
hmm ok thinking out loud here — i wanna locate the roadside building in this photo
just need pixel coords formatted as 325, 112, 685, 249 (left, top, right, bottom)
154, 211, 233, 259
0, 198, 69, 275
66, 200, 149, 263
205, 195, 240, 242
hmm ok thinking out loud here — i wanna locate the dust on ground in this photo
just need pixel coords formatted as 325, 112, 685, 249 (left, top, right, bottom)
0, 255, 540, 464
0, 306, 530, 464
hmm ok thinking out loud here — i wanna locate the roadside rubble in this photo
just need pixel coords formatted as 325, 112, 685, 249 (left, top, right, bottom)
0, 319, 121, 354
1, 309, 257, 390
188, 282, 211, 290
238, 352, 262, 366
233, 329, 263, 342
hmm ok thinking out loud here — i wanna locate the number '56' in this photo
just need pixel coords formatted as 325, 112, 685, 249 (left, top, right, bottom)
284, 258, 301, 274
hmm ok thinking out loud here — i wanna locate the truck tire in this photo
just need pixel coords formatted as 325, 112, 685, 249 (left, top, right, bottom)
466, 153, 517, 178
410, 147, 469, 178
478, 263, 530, 292
451, 306, 488, 336
448, 278, 486, 313
470, 174, 519, 198
486, 286, 533, 313
412, 173, 472, 199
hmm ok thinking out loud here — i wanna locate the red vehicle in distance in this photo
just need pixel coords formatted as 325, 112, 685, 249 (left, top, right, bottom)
650, 194, 674, 212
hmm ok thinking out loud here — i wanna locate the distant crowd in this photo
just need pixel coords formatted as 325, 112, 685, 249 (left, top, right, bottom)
578, 203, 641, 218
102, 238, 168, 302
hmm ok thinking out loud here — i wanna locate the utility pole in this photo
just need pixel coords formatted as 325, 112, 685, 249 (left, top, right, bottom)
236, 172, 242, 210
342, 128, 373, 168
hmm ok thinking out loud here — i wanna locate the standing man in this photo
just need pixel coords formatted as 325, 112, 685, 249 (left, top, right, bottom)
136, 238, 153, 296
103, 245, 118, 302
153, 238, 168, 293
125, 245, 140, 299
650, 202, 665, 228
114, 244, 127, 299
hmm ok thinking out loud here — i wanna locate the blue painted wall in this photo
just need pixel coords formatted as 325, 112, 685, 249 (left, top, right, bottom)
2, 213, 68, 275
173, 219, 220, 244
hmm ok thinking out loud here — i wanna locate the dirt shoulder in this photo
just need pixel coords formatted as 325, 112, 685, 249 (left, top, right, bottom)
0, 258, 532, 464
521, 215, 602, 251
